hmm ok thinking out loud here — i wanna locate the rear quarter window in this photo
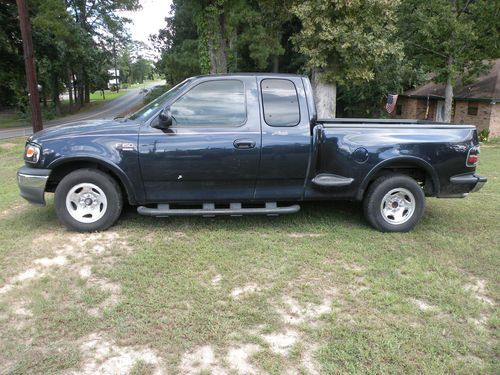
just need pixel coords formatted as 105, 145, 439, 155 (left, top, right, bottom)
261, 79, 300, 127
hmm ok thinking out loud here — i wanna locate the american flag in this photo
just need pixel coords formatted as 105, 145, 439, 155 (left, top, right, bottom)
385, 94, 398, 114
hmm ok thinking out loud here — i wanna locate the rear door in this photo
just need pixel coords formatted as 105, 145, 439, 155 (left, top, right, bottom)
138, 76, 261, 202
255, 76, 312, 200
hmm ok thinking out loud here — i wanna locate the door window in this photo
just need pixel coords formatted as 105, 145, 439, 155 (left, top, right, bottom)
170, 80, 246, 126
261, 79, 300, 126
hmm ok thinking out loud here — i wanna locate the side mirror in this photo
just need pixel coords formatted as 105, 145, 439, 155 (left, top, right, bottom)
154, 108, 173, 129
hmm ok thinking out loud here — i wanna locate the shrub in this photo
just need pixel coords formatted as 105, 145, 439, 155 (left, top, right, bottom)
143, 85, 171, 104
478, 129, 489, 143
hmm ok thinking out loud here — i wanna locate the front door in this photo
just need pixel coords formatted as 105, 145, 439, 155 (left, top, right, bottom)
138, 77, 261, 203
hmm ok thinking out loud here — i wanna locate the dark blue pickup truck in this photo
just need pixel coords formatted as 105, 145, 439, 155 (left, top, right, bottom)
17, 73, 486, 232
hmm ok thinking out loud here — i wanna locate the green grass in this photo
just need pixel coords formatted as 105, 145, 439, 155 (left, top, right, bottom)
0, 113, 25, 129
88, 89, 128, 102
0, 139, 498, 374
127, 80, 158, 89
0, 91, 128, 130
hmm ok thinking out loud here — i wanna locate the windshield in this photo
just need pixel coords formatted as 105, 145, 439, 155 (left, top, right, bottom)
128, 78, 192, 122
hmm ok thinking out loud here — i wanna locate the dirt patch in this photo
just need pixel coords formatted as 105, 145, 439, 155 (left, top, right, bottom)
179, 345, 226, 374
66, 333, 164, 375
301, 342, 320, 375
231, 283, 260, 299
34, 255, 68, 267
78, 265, 92, 279
343, 263, 365, 272
0, 268, 42, 295
348, 276, 369, 295
11, 300, 33, 318
464, 278, 495, 306
262, 329, 299, 356
0, 203, 28, 220
412, 299, 437, 311
211, 274, 222, 287
287, 233, 323, 238
278, 289, 336, 326
0, 143, 16, 149
226, 344, 260, 374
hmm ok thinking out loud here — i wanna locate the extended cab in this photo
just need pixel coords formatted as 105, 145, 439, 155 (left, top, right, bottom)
18, 74, 487, 232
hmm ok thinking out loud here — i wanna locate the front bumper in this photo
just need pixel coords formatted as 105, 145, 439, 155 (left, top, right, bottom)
17, 166, 51, 206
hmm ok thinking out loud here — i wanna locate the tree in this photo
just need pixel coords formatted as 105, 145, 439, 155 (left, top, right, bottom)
291, 0, 402, 118
153, 0, 299, 82
399, 0, 500, 122
0, 1, 25, 109
65, 0, 140, 104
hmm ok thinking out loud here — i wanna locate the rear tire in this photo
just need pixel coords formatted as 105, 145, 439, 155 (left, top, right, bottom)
54, 169, 123, 232
363, 174, 425, 232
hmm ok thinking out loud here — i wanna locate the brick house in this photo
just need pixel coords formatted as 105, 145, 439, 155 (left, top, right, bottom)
392, 59, 500, 137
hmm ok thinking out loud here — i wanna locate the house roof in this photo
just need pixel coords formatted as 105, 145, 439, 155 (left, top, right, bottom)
403, 59, 500, 101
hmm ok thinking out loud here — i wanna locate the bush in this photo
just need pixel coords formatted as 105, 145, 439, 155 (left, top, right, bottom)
478, 129, 490, 143
143, 85, 171, 104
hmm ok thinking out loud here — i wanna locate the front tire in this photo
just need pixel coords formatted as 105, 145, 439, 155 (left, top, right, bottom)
363, 174, 425, 232
54, 169, 123, 232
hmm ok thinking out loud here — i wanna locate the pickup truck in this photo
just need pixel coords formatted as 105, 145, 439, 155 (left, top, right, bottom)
17, 73, 487, 232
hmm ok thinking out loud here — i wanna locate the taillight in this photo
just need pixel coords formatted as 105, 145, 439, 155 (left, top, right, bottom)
466, 145, 480, 167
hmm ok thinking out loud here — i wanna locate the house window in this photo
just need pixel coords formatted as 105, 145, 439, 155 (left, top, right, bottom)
396, 104, 402, 115
467, 103, 478, 116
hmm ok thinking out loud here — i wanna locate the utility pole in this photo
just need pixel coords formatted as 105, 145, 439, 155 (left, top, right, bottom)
113, 38, 119, 92
16, 0, 43, 132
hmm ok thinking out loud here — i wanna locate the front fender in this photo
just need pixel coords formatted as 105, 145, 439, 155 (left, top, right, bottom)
48, 155, 141, 204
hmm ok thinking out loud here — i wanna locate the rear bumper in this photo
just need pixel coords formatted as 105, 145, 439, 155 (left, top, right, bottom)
17, 166, 51, 206
439, 174, 487, 197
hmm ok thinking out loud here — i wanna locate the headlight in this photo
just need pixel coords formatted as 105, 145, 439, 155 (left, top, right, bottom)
25, 143, 41, 163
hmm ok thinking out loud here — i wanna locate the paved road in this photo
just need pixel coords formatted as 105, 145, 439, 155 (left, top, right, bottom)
0, 81, 163, 140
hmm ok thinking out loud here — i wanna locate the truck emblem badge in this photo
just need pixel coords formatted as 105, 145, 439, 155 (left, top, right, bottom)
116, 143, 135, 151
178, 175, 183, 180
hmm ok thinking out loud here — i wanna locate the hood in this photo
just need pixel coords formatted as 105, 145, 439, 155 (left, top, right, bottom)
28, 118, 140, 145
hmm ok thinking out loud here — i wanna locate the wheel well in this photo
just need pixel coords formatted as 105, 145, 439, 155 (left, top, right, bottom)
46, 161, 134, 204
361, 163, 436, 199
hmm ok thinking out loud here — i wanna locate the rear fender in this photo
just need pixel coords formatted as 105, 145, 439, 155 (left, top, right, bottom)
357, 156, 440, 200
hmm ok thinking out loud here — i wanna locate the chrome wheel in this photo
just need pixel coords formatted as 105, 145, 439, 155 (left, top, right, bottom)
65, 183, 108, 224
380, 188, 415, 225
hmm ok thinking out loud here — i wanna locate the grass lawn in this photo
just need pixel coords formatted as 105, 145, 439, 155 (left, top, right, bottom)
0, 91, 128, 130
88, 90, 128, 102
0, 138, 498, 374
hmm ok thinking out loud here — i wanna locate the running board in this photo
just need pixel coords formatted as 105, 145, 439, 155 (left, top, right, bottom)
137, 202, 300, 217
312, 173, 354, 187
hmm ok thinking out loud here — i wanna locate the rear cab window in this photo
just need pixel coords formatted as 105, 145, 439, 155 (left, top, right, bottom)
261, 79, 300, 127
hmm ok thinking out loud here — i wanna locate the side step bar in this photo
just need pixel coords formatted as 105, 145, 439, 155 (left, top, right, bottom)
312, 173, 354, 187
137, 202, 300, 217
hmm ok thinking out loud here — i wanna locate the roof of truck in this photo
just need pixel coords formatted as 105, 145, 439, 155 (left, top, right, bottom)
193, 73, 308, 79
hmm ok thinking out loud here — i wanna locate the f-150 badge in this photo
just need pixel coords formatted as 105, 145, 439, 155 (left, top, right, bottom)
116, 143, 135, 151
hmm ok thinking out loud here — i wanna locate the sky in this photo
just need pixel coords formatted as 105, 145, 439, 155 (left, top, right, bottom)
121, 0, 173, 59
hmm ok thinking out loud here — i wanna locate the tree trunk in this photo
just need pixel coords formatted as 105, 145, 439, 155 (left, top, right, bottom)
52, 73, 61, 116
444, 76, 453, 123
272, 55, 279, 73
312, 68, 336, 118
84, 70, 90, 104
216, 13, 227, 73
78, 75, 84, 108
67, 70, 73, 113
207, 29, 218, 74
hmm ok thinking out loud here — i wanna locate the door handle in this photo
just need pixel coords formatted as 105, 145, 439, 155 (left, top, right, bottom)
233, 139, 256, 149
